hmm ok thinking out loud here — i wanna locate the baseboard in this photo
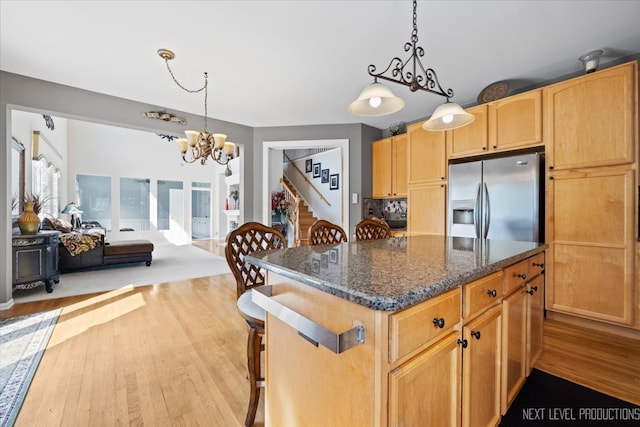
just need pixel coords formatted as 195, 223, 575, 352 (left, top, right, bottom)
0, 298, 15, 311
546, 311, 640, 339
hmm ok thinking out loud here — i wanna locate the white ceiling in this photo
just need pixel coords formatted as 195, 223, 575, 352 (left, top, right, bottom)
2, 1, 640, 131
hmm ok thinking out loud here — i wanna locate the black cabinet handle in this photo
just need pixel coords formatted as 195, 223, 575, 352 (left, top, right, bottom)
533, 262, 544, 268
457, 338, 468, 348
526, 285, 539, 295
516, 273, 527, 280
487, 289, 497, 298
470, 330, 481, 340
432, 317, 445, 329
549, 166, 554, 170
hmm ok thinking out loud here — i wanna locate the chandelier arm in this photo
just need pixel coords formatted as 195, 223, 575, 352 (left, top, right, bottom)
363, 0, 455, 100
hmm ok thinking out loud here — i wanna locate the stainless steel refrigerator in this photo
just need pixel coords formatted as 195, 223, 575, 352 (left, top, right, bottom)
448, 152, 544, 242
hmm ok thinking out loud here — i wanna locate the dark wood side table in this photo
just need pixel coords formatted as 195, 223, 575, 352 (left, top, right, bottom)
12, 230, 61, 293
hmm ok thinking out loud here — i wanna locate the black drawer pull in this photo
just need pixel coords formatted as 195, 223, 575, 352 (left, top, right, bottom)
487, 289, 497, 298
457, 338, 468, 348
432, 317, 445, 329
516, 273, 527, 280
526, 286, 539, 295
470, 330, 481, 340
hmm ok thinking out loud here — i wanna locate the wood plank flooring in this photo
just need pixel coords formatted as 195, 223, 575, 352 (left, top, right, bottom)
2, 240, 638, 425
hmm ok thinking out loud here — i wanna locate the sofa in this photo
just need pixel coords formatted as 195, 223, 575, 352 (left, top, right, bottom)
42, 217, 154, 273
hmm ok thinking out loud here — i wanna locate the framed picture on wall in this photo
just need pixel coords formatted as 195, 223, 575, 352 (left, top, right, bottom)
321, 169, 329, 183
313, 163, 321, 178
305, 159, 312, 173
330, 173, 339, 190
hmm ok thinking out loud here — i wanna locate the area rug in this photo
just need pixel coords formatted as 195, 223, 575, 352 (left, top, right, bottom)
501, 369, 640, 426
13, 242, 231, 304
0, 309, 61, 427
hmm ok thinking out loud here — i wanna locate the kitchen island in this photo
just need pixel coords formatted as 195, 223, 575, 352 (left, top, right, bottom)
248, 235, 546, 427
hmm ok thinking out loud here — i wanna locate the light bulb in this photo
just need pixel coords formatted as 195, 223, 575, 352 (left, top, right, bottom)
369, 97, 382, 108
442, 114, 454, 124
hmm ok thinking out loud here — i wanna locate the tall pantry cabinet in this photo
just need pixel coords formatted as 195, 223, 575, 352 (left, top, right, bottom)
545, 61, 638, 328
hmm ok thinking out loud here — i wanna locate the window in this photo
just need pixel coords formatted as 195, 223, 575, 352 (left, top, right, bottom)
76, 174, 112, 230
120, 177, 150, 231
31, 156, 59, 217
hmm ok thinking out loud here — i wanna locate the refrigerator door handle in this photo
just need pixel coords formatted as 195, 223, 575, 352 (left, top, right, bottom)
483, 183, 490, 238
474, 183, 482, 238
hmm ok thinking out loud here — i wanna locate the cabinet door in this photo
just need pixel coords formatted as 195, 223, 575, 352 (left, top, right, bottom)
407, 122, 447, 184
392, 134, 408, 197
489, 89, 542, 151
547, 166, 635, 326
407, 184, 446, 236
462, 305, 502, 427
526, 274, 545, 374
448, 104, 488, 158
372, 137, 392, 198
544, 62, 636, 170
501, 287, 527, 414
389, 332, 461, 427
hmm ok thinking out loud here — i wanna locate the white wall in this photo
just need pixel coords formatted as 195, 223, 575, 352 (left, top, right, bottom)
67, 119, 230, 242
285, 148, 342, 226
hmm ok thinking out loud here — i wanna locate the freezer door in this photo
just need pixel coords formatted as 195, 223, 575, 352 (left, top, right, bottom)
482, 153, 540, 242
448, 161, 482, 238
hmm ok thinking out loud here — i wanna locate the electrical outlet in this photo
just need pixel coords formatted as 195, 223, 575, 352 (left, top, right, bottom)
351, 193, 358, 204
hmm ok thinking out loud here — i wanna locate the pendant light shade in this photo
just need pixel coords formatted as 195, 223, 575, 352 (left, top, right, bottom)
423, 101, 475, 131
348, 82, 405, 116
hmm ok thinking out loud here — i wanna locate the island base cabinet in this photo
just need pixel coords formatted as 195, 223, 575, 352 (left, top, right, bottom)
501, 287, 528, 414
263, 281, 379, 427
462, 305, 502, 427
389, 332, 461, 427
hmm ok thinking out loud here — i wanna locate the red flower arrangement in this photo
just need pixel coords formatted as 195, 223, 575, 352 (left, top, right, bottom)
271, 191, 291, 219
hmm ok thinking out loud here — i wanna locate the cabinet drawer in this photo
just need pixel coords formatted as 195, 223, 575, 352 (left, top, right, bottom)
528, 252, 545, 279
503, 258, 531, 295
389, 288, 461, 363
463, 271, 503, 320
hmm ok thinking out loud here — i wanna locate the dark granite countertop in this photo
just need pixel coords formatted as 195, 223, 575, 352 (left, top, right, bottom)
246, 235, 547, 312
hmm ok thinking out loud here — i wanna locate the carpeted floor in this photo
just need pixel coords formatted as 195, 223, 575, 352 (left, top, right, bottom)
501, 369, 640, 426
12, 242, 231, 304
0, 309, 61, 427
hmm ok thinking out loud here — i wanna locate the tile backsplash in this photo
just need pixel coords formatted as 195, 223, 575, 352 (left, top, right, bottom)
383, 199, 407, 220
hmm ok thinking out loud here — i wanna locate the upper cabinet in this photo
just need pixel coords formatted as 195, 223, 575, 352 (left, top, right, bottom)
407, 122, 447, 184
544, 62, 637, 170
447, 104, 488, 158
448, 90, 542, 159
372, 134, 407, 198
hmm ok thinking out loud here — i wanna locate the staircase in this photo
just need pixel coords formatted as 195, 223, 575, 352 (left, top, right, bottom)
282, 176, 317, 246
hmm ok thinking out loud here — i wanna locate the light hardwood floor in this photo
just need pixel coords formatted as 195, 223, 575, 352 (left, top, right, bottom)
2, 241, 638, 426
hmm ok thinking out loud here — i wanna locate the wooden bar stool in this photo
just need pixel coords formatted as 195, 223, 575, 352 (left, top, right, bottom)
225, 222, 287, 426
307, 219, 348, 245
355, 218, 392, 241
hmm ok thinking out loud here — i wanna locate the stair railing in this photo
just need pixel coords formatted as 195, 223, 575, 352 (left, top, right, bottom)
284, 154, 331, 207
280, 177, 301, 246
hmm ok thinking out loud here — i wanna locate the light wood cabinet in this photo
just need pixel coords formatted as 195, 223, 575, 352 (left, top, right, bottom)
407, 183, 446, 235
372, 134, 408, 198
448, 90, 542, 159
407, 122, 447, 184
488, 89, 542, 152
462, 305, 502, 427
526, 274, 545, 374
544, 61, 637, 170
501, 253, 546, 414
501, 285, 527, 413
547, 166, 635, 326
448, 104, 489, 158
389, 332, 461, 427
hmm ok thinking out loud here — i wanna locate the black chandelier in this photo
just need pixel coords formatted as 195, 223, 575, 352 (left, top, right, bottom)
158, 48, 235, 165
349, 0, 474, 131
